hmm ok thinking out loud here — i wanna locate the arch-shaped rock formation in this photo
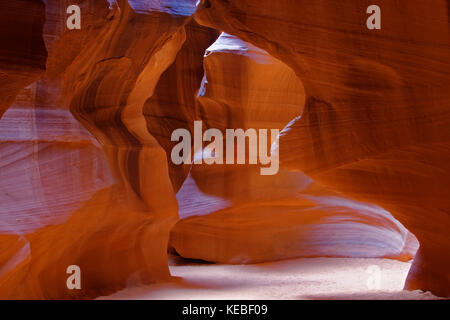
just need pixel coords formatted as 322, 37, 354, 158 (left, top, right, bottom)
195, 0, 450, 297
0, 0, 447, 299
170, 33, 417, 264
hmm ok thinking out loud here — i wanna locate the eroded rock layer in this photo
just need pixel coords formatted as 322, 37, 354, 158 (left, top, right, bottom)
170, 34, 417, 264
144, 20, 219, 191
0, 0, 47, 117
172, 170, 417, 264
0, 0, 198, 299
195, 0, 450, 296
0, 0, 447, 299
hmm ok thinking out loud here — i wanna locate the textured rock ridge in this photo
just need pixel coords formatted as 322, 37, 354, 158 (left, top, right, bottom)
144, 20, 219, 191
0, 0, 447, 299
0, 0, 199, 299
170, 33, 417, 264
195, 0, 450, 296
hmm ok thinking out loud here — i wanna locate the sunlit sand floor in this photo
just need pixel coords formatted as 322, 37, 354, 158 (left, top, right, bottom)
100, 257, 440, 300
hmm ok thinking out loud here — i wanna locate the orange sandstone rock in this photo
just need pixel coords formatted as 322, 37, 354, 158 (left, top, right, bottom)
0, 0, 198, 299
144, 20, 219, 191
170, 34, 417, 264
196, 0, 450, 296
0, 0, 446, 299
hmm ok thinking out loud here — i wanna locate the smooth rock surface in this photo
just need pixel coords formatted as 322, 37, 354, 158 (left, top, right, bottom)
144, 20, 219, 191
195, 0, 450, 296
0, 0, 197, 299
170, 34, 417, 264
0, 0, 446, 299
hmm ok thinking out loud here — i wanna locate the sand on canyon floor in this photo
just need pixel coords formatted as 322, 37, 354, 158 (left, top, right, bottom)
99, 257, 441, 300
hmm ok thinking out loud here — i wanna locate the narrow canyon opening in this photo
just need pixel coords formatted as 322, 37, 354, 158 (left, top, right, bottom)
0, 0, 448, 300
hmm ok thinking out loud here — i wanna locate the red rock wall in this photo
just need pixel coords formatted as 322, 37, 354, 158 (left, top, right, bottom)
0, 0, 447, 299
170, 33, 417, 264
0, 0, 47, 117
0, 0, 198, 299
144, 20, 219, 191
195, 0, 450, 296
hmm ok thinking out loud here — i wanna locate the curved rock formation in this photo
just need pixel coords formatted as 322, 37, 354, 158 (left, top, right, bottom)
0, 0, 47, 118
0, 0, 447, 299
196, 33, 305, 131
170, 34, 417, 264
0, 0, 199, 299
195, 0, 450, 296
172, 170, 417, 264
0, 85, 114, 298
144, 20, 219, 191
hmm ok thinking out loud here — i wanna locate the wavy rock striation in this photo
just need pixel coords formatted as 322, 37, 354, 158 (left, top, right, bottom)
144, 20, 219, 191
195, 0, 450, 296
0, 0, 446, 299
170, 33, 417, 264
0, 0, 198, 299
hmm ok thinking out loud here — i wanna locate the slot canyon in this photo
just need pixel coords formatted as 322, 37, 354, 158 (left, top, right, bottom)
0, 0, 448, 299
